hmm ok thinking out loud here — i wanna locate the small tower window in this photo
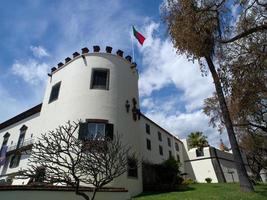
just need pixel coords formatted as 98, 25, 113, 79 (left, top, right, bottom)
196, 149, 204, 157
167, 137, 171, 147
146, 139, 151, 150
159, 145, 163, 155
158, 131, 162, 141
91, 69, 109, 90
175, 142, 179, 151
145, 124, 150, 134
49, 82, 61, 103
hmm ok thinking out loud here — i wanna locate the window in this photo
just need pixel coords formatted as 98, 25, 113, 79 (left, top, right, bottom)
159, 145, 163, 155
146, 139, 151, 150
196, 149, 204, 157
145, 124, 150, 134
49, 82, 61, 103
78, 121, 113, 140
167, 137, 171, 147
17, 125, 27, 149
175, 142, 179, 151
88, 123, 105, 139
9, 154, 21, 168
1, 132, 10, 149
91, 69, 109, 90
0, 133, 9, 159
177, 154, 180, 162
169, 150, 172, 158
127, 157, 138, 178
158, 132, 162, 141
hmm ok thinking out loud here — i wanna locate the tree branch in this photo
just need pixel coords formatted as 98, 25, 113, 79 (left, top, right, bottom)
220, 24, 267, 43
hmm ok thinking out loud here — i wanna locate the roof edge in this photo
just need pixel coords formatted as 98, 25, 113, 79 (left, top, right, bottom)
0, 103, 42, 131
140, 113, 183, 144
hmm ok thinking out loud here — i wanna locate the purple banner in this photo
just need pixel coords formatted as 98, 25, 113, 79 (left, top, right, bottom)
0, 145, 8, 166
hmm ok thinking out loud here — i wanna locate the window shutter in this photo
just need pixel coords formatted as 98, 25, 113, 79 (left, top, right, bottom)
105, 123, 114, 140
78, 123, 88, 140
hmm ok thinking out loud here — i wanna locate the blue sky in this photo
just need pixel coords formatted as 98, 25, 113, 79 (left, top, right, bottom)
0, 0, 227, 146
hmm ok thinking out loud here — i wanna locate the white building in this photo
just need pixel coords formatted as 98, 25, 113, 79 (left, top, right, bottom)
0, 46, 250, 197
182, 141, 251, 183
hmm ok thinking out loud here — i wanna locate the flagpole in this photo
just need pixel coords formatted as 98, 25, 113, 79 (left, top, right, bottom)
131, 26, 135, 62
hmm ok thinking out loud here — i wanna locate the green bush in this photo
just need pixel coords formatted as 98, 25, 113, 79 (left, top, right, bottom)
142, 156, 183, 191
205, 177, 212, 183
182, 178, 197, 185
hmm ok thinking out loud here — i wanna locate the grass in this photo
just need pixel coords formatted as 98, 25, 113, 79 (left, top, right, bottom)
133, 183, 267, 200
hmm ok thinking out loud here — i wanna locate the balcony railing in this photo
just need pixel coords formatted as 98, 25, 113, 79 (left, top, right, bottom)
7, 138, 35, 152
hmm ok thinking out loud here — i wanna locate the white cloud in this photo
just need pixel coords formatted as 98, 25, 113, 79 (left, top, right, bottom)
52, 0, 147, 61
141, 98, 155, 110
138, 21, 223, 146
139, 22, 214, 112
2, 2, 224, 147
144, 105, 227, 147
11, 59, 50, 85
30, 45, 49, 58
0, 84, 28, 122
0, 84, 19, 121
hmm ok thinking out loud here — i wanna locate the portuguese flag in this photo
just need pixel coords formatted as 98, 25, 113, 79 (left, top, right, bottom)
133, 26, 146, 45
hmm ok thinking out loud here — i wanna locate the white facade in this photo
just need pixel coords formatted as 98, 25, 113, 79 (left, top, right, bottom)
182, 140, 251, 183
0, 46, 252, 196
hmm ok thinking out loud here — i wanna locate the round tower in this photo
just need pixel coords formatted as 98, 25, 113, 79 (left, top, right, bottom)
39, 46, 142, 195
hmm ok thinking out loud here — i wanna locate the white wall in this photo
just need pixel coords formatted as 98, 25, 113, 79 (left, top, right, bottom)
183, 144, 251, 183
0, 113, 41, 176
185, 147, 218, 183
2, 51, 252, 195
0, 52, 143, 196
139, 116, 185, 173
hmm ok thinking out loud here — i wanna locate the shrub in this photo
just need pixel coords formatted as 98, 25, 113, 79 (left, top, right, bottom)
205, 177, 212, 183
142, 156, 183, 191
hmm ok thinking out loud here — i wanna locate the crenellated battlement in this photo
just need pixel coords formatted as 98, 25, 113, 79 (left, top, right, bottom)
48, 46, 136, 76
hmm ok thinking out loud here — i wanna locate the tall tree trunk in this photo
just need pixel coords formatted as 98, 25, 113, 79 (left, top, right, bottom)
75, 180, 90, 200
91, 188, 97, 200
205, 56, 254, 192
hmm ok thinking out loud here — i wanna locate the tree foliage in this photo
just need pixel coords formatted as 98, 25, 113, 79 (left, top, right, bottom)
163, 0, 219, 59
187, 131, 209, 149
201, 0, 266, 180
239, 133, 267, 181
162, 0, 265, 191
23, 121, 135, 200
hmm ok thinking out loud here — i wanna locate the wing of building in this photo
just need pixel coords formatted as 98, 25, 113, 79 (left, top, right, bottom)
0, 46, 252, 197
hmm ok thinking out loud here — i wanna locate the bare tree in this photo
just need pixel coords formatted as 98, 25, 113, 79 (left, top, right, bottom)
23, 121, 134, 200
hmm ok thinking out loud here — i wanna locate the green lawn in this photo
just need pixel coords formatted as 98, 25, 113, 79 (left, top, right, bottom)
134, 183, 267, 200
